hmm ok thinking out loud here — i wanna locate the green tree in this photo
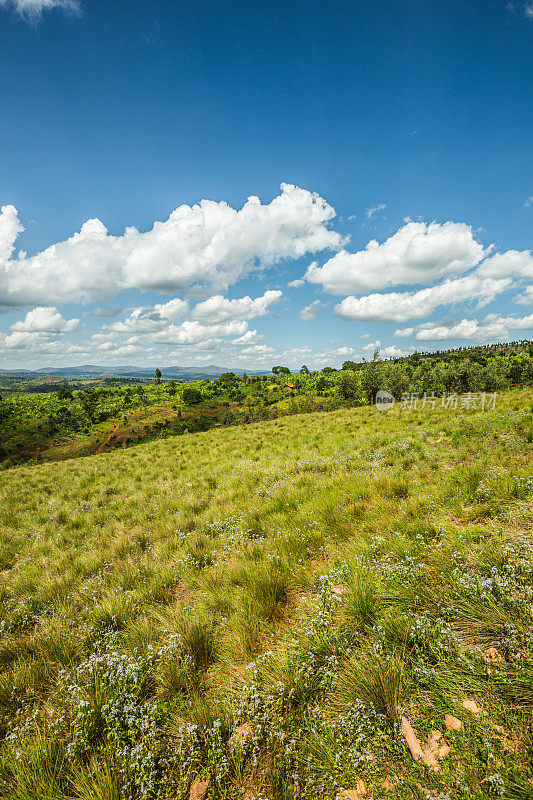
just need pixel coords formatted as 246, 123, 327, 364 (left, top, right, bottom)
48, 405, 79, 434
360, 350, 383, 403
57, 384, 73, 401
338, 372, 361, 402
79, 387, 100, 423
182, 386, 203, 405
154, 368, 162, 384
229, 386, 245, 403
0, 399, 14, 425
316, 376, 327, 393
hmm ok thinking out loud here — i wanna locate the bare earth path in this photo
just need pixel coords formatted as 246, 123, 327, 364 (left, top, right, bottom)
94, 422, 119, 455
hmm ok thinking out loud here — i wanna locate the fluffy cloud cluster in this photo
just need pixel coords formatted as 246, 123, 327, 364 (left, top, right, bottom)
413, 313, 533, 343
191, 290, 281, 322
77, 290, 282, 359
380, 344, 412, 358
10, 305, 80, 333
476, 250, 533, 280
150, 319, 248, 346
0, 289, 284, 364
231, 330, 266, 345
303, 219, 533, 330
0, 203, 23, 264
306, 221, 485, 294
2, 188, 532, 363
237, 344, 274, 358
104, 298, 190, 335
101, 290, 280, 341
0, 186, 343, 308
334, 275, 512, 322
1, 306, 80, 351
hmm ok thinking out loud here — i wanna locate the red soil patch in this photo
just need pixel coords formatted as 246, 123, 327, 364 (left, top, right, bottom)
94, 423, 120, 455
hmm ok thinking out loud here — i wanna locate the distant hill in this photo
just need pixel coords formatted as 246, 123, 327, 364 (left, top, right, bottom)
1, 340, 530, 379
0, 364, 265, 379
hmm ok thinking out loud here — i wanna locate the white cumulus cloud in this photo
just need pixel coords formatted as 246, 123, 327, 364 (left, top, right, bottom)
0, 185, 343, 308
104, 299, 190, 335
1, 306, 80, 353
0, 204, 23, 264
362, 339, 381, 351
238, 344, 274, 356
150, 319, 248, 346
9, 305, 80, 333
381, 345, 412, 358
515, 285, 533, 305
191, 290, 282, 323
394, 327, 415, 337
305, 221, 485, 294
475, 249, 533, 280
415, 313, 533, 342
334, 275, 512, 322
300, 299, 327, 320
231, 330, 266, 345
99, 291, 281, 348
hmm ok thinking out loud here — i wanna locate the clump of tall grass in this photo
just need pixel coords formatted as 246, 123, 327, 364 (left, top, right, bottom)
184, 535, 214, 571
517, 414, 533, 444
179, 617, 218, 672
0, 728, 71, 800
332, 649, 408, 722
341, 565, 382, 631
231, 557, 291, 623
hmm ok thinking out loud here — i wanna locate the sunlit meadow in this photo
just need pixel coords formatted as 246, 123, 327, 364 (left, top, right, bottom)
0, 389, 532, 799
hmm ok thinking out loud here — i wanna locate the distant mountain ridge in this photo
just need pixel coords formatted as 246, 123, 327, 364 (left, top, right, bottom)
0, 364, 266, 378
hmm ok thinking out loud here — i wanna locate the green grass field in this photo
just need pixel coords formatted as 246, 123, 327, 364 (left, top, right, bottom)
0, 388, 532, 799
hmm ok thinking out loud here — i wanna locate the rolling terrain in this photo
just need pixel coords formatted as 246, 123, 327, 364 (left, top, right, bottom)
0, 388, 532, 798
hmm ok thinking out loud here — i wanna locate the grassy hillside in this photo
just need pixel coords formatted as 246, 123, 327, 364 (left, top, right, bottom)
0, 389, 532, 799
1, 341, 531, 468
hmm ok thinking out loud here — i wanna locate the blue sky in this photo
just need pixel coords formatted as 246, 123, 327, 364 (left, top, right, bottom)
0, 0, 532, 370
